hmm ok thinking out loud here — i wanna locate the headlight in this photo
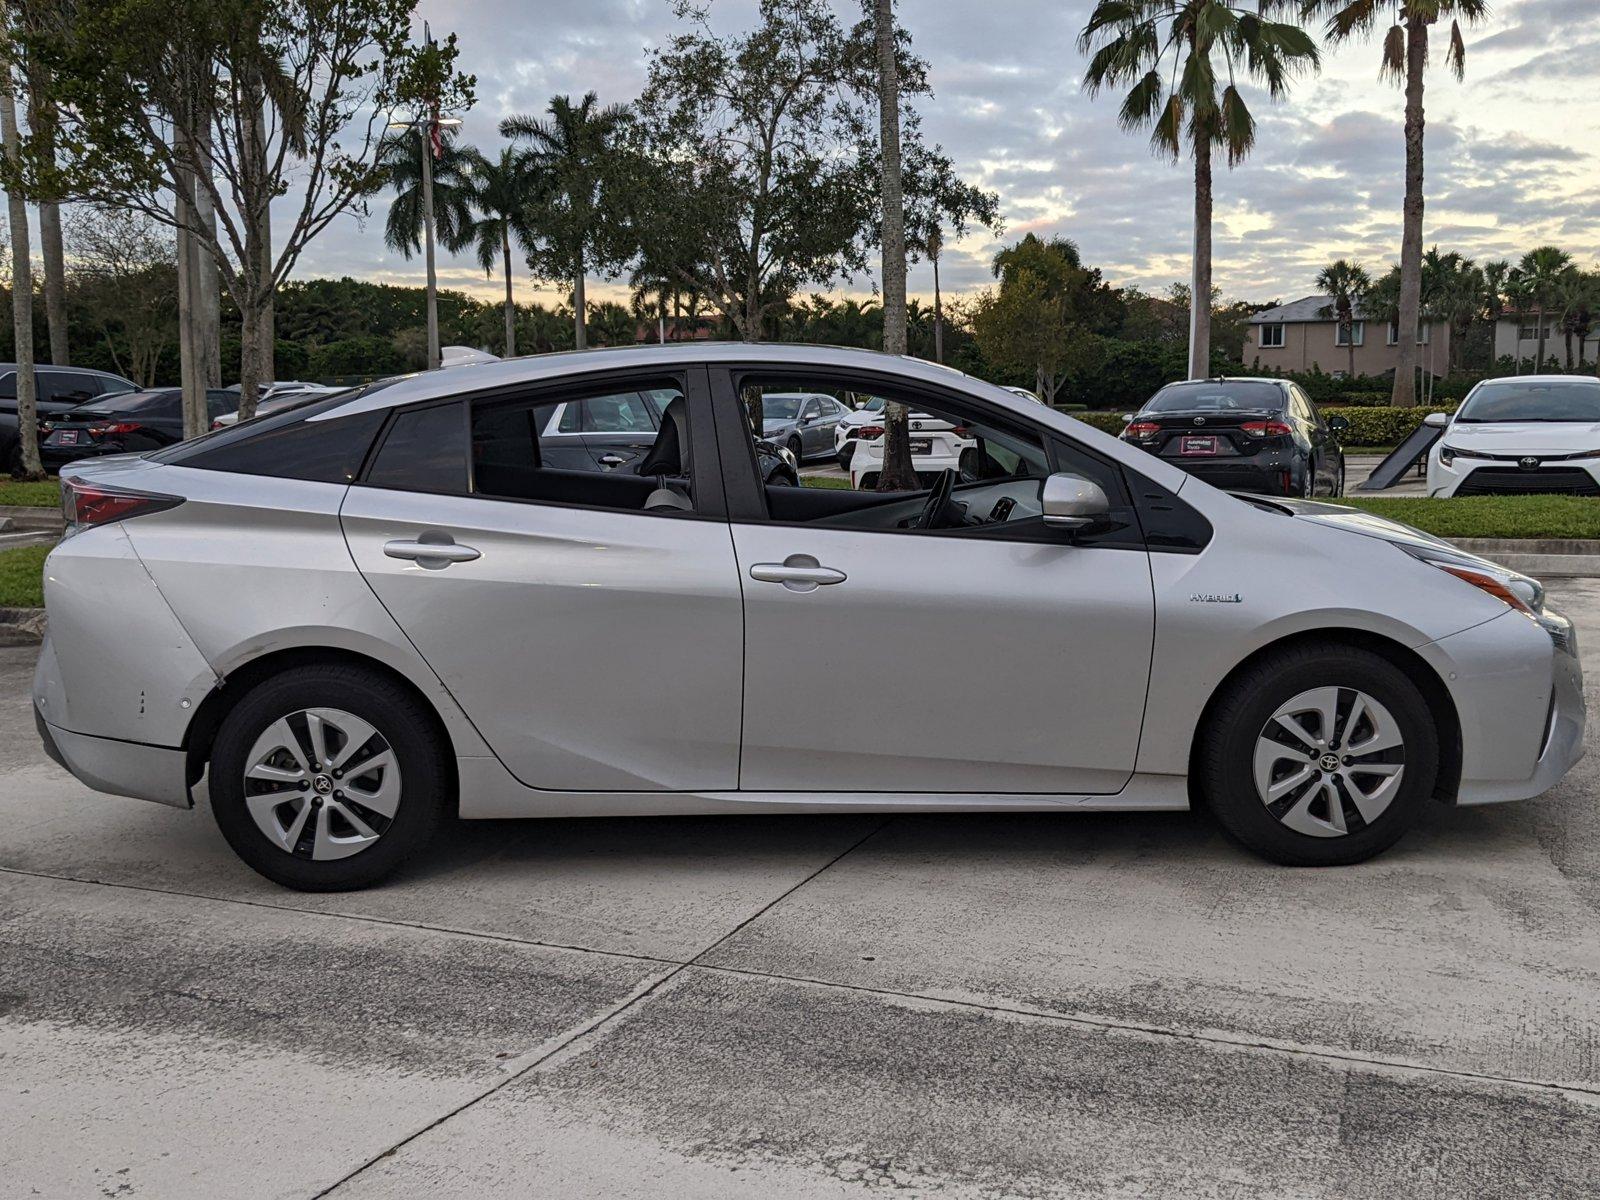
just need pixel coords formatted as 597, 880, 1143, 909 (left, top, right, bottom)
1397, 543, 1543, 618
1438, 445, 1456, 466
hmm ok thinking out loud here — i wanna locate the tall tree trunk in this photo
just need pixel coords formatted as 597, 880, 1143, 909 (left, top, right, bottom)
1188, 139, 1212, 380
195, 126, 222, 387
931, 236, 944, 364
0, 43, 40, 478
573, 248, 587, 350
1565, 327, 1574, 370
173, 127, 207, 440
1391, 18, 1427, 408
873, 0, 917, 493
502, 225, 516, 356
25, 64, 68, 365
238, 297, 262, 421
242, 89, 273, 388
1536, 305, 1548, 370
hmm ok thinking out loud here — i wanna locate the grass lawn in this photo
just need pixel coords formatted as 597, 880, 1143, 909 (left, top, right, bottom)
0, 479, 61, 508
0, 544, 49, 608
800, 474, 852, 489
1330, 495, 1600, 541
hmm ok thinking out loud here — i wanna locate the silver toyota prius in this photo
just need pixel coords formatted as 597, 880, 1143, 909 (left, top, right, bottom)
33, 345, 1585, 890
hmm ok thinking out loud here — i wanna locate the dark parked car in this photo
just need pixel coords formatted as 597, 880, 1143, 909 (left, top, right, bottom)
40, 388, 238, 470
0, 364, 137, 472
1119, 377, 1347, 498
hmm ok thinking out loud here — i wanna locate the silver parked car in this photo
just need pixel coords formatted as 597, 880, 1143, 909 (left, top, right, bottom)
760, 390, 848, 463
34, 344, 1584, 890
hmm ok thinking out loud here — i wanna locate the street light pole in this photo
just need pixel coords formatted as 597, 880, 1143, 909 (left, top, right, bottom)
419, 127, 439, 371
389, 113, 462, 372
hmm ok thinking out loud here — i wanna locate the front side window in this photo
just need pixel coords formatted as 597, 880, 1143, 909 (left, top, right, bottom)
1258, 323, 1285, 349
733, 374, 1129, 543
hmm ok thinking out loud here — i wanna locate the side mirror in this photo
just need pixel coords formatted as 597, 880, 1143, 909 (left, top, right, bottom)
1120, 412, 1135, 424
1423, 412, 1449, 428
1327, 414, 1350, 433
1042, 472, 1111, 531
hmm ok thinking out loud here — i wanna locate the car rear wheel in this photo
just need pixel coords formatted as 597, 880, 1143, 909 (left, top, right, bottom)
209, 664, 448, 891
1197, 643, 1438, 866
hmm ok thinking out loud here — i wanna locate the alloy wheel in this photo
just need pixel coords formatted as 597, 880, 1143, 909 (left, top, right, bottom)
242, 707, 402, 860
1252, 686, 1406, 838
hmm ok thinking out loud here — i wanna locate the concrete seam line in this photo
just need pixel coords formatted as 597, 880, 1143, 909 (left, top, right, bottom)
0, 865, 681, 968
310, 817, 896, 1197
686, 961, 1600, 1106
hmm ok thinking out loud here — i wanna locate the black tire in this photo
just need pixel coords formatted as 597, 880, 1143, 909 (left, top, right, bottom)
1335, 463, 1346, 497
837, 444, 853, 471
1301, 459, 1316, 497
787, 435, 803, 465
210, 664, 449, 891
1196, 643, 1438, 866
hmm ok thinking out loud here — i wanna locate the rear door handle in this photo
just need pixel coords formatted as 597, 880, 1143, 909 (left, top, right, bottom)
749, 555, 846, 592
383, 537, 481, 567
598, 453, 627, 467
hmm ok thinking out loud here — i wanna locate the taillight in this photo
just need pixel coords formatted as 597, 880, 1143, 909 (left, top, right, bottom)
857, 424, 885, 440
950, 424, 971, 439
1240, 420, 1293, 438
1122, 421, 1161, 440
87, 422, 142, 438
61, 480, 183, 535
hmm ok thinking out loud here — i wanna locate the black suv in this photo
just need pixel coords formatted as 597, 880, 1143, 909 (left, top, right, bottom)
1119, 377, 1347, 498
0, 365, 138, 472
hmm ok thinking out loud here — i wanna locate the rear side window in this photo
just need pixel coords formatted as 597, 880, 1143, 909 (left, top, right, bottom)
157, 385, 397, 483
365, 403, 469, 494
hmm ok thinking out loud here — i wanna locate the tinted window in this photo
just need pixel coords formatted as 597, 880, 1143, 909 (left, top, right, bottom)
0, 372, 14, 399
1456, 380, 1600, 423
366, 403, 469, 494
99, 389, 181, 416
1143, 381, 1284, 413
38, 372, 104, 404
159, 385, 397, 482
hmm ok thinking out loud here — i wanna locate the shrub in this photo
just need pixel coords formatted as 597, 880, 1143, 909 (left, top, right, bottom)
1323, 402, 1460, 446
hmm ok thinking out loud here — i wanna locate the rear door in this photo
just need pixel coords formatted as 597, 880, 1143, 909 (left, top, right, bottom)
341, 369, 744, 792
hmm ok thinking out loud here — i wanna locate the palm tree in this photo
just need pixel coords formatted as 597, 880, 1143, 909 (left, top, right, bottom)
1315, 259, 1372, 378
1305, 0, 1488, 406
456, 147, 543, 357
378, 130, 475, 262
1514, 246, 1575, 371
501, 93, 629, 350
1081, 1, 1319, 380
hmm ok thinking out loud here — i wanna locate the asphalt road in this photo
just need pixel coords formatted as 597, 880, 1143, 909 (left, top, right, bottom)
4, 585, 1600, 1197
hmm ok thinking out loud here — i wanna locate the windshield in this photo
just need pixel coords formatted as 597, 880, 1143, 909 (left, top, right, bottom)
761, 394, 806, 422
1456, 380, 1600, 423
1143, 381, 1283, 413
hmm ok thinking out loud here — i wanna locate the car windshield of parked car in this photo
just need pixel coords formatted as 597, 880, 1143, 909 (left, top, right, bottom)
1143, 382, 1282, 413
74, 389, 174, 415
1455, 381, 1600, 423
761, 394, 808, 422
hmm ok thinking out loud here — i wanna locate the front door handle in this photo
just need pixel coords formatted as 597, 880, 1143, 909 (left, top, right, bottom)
749, 554, 846, 592
383, 536, 481, 568
598, 453, 627, 468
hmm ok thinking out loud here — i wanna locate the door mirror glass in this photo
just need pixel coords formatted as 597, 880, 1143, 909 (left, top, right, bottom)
1423, 412, 1449, 428
1042, 472, 1111, 530
1327, 414, 1350, 433
1120, 412, 1134, 423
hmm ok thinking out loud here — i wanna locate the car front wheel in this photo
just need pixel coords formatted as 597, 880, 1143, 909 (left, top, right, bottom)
1196, 643, 1439, 866
209, 663, 449, 891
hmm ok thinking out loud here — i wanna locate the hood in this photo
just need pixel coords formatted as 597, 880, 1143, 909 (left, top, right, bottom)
1259, 496, 1506, 572
1443, 420, 1600, 455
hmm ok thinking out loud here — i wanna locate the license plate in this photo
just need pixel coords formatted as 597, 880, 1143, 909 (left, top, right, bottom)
54, 430, 81, 446
909, 438, 932, 455
1180, 435, 1217, 456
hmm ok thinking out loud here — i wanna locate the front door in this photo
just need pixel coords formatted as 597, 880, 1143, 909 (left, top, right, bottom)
722, 369, 1157, 795
341, 374, 743, 793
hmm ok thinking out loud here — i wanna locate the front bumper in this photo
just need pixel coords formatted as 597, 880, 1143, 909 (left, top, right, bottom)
1420, 606, 1586, 805
1430, 457, 1600, 497
36, 704, 192, 808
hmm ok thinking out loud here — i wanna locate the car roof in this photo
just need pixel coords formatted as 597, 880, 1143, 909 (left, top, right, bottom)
0, 363, 133, 380
314, 344, 977, 423
1475, 375, 1600, 386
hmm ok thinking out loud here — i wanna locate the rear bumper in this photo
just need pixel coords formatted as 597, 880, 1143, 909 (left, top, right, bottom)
1166, 457, 1293, 495
36, 704, 192, 808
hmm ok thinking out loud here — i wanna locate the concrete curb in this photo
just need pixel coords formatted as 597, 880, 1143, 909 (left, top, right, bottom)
0, 606, 45, 646
0, 504, 64, 532
1450, 539, 1600, 578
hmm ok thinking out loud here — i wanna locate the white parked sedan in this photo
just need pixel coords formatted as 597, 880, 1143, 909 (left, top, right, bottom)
33, 344, 1584, 890
1427, 376, 1600, 497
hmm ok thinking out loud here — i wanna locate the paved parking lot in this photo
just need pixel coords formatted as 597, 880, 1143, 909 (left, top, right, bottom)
4, 584, 1600, 1197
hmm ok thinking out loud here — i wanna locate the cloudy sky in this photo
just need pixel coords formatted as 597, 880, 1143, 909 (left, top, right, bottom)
297, 0, 1600, 309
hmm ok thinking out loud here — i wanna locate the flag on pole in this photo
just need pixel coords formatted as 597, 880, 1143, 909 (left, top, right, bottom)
425, 21, 443, 159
